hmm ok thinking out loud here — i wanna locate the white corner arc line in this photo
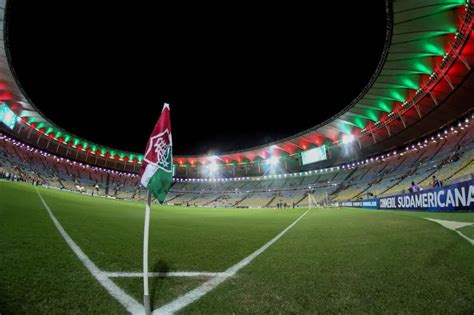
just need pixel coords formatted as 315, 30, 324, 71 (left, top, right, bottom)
104, 271, 228, 278
154, 209, 310, 315
36, 190, 144, 315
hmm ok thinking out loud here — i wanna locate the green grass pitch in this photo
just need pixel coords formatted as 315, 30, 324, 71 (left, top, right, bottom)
1, 180, 474, 314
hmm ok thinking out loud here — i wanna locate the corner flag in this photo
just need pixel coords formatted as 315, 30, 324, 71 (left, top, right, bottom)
140, 103, 173, 203
141, 103, 173, 315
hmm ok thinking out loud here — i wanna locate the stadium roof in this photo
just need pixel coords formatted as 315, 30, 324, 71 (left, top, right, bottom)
0, 0, 473, 170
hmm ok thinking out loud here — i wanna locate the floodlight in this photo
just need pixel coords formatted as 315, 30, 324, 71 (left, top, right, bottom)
266, 156, 279, 167
207, 161, 218, 173
342, 134, 355, 145
205, 155, 220, 173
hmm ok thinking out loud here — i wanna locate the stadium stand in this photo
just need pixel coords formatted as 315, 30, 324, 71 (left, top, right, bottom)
2, 116, 472, 208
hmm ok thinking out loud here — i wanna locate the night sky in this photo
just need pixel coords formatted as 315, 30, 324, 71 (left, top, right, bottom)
6, 1, 386, 155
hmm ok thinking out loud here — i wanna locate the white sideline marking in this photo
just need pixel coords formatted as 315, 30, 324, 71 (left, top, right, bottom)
154, 209, 311, 315
455, 230, 474, 246
425, 218, 474, 230
104, 271, 228, 278
425, 218, 474, 246
36, 190, 144, 315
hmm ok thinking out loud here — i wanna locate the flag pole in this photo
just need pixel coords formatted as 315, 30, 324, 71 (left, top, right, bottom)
143, 191, 152, 315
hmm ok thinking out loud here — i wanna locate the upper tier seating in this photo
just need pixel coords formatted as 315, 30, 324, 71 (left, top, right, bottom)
1, 122, 472, 207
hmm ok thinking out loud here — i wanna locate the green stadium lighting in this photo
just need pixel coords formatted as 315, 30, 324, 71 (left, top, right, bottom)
401, 78, 419, 90
424, 43, 445, 56
389, 90, 406, 102
414, 62, 432, 74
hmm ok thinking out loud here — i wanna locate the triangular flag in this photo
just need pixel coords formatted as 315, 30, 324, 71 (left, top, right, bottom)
140, 103, 173, 203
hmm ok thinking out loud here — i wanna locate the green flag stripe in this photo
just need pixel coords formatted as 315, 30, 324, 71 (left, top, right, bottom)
147, 168, 173, 203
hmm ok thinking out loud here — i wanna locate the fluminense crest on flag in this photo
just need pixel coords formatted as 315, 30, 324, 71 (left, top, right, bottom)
144, 129, 172, 173
140, 103, 173, 203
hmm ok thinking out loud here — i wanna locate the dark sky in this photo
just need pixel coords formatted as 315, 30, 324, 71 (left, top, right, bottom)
6, 1, 387, 155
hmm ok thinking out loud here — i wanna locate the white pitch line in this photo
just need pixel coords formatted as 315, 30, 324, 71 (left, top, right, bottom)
425, 218, 474, 246
154, 209, 311, 315
36, 190, 144, 315
104, 271, 229, 278
425, 218, 474, 230
455, 230, 474, 246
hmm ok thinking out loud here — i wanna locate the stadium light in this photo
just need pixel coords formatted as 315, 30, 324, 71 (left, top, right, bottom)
207, 160, 218, 173
204, 155, 222, 179
342, 134, 355, 145
266, 156, 279, 167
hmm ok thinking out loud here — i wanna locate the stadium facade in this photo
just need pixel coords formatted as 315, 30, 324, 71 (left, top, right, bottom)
1, 0, 473, 208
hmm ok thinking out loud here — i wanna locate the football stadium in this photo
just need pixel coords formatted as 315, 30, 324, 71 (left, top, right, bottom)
2, 0, 474, 314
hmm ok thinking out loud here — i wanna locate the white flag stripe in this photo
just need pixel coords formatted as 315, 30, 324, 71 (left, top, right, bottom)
141, 163, 158, 187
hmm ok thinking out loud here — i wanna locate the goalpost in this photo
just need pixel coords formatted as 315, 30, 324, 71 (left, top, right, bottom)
307, 192, 318, 209
307, 191, 330, 209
